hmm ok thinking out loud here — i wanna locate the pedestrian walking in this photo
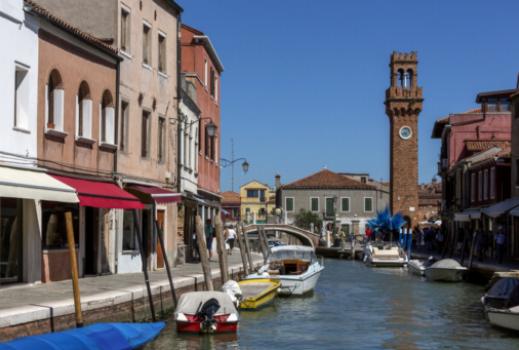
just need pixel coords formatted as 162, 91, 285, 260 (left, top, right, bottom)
495, 227, 506, 264
205, 219, 215, 260
226, 225, 237, 255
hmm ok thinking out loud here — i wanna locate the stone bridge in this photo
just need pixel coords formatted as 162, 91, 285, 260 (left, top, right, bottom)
243, 224, 320, 248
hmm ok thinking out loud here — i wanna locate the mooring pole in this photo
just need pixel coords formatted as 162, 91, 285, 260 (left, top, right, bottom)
65, 211, 83, 328
215, 215, 229, 284
154, 218, 177, 307
132, 210, 156, 322
258, 227, 269, 264
195, 215, 214, 290
236, 224, 250, 275
242, 224, 254, 272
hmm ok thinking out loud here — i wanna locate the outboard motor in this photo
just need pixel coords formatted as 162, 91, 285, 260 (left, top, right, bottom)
196, 298, 220, 333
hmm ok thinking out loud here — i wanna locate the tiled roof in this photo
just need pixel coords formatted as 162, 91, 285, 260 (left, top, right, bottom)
281, 169, 376, 190
465, 140, 510, 152
221, 191, 240, 204
26, 0, 119, 56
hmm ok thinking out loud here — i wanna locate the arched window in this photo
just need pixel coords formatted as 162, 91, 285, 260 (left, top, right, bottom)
46, 70, 64, 131
100, 90, 115, 144
397, 69, 405, 88
76, 81, 92, 138
405, 69, 413, 89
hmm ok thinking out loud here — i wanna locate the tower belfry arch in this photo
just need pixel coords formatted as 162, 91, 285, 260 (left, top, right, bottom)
385, 51, 423, 226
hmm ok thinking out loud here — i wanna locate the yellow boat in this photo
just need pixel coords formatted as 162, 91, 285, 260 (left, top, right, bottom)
238, 278, 280, 310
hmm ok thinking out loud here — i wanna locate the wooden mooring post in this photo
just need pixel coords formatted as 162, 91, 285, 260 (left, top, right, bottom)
195, 215, 214, 290
236, 224, 250, 276
154, 218, 177, 307
258, 227, 269, 264
215, 215, 229, 284
65, 211, 83, 328
241, 224, 254, 272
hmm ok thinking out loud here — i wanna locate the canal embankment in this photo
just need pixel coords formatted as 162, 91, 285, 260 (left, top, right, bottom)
0, 250, 262, 341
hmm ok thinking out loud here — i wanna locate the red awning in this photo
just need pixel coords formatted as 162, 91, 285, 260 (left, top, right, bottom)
51, 175, 144, 209
126, 184, 182, 204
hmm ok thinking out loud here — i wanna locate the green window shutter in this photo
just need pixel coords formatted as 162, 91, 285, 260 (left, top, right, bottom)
341, 198, 349, 212
311, 198, 319, 211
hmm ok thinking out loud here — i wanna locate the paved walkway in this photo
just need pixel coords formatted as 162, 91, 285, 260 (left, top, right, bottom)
0, 249, 262, 328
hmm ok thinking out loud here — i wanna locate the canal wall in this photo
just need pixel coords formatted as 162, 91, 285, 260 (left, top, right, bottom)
0, 261, 260, 341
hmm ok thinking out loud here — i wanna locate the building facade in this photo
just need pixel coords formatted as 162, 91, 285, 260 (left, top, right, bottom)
240, 181, 275, 224
279, 170, 389, 234
221, 191, 240, 225
180, 24, 223, 237
385, 51, 423, 226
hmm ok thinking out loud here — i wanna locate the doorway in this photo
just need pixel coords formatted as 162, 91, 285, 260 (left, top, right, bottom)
84, 207, 99, 275
0, 198, 23, 284
156, 209, 165, 269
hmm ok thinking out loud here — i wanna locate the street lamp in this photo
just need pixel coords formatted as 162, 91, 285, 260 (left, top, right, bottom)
220, 138, 249, 192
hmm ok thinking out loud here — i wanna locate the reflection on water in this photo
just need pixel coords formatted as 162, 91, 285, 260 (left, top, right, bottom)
145, 260, 519, 350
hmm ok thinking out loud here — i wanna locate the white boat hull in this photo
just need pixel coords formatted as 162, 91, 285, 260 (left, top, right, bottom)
367, 257, 406, 268
487, 308, 519, 331
363, 244, 407, 268
425, 267, 466, 282
277, 264, 324, 296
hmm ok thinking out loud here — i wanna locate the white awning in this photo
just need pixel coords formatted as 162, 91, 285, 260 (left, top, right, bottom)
482, 198, 519, 219
0, 166, 79, 203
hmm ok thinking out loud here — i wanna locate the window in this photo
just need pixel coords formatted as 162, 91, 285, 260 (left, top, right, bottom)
471, 172, 476, 202
310, 197, 319, 212
490, 167, 496, 199
46, 70, 64, 131
204, 60, 208, 87
76, 81, 92, 138
141, 110, 150, 157
258, 208, 266, 217
142, 23, 151, 66
42, 202, 79, 250
516, 160, 519, 187
158, 32, 166, 73
158, 116, 165, 163
122, 210, 137, 251
210, 68, 215, 97
120, 7, 130, 53
14, 64, 29, 130
259, 190, 265, 202
341, 197, 350, 212
364, 197, 373, 212
247, 189, 259, 198
215, 77, 219, 103
341, 224, 351, 234
100, 90, 115, 144
0, 198, 23, 283
285, 197, 294, 212
325, 197, 335, 217
483, 169, 489, 200
210, 133, 215, 160
120, 100, 129, 151
194, 127, 199, 171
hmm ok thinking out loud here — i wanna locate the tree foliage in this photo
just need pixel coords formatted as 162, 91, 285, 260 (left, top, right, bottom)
294, 209, 322, 230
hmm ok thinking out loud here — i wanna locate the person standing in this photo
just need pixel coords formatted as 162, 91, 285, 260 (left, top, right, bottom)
226, 225, 237, 255
205, 219, 215, 260
495, 227, 506, 264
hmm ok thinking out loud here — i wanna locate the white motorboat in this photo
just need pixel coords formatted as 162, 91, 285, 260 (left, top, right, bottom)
407, 257, 436, 277
487, 306, 519, 331
246, 245, 324, 296
424, 259, 467, 282
363, 242, 407, 268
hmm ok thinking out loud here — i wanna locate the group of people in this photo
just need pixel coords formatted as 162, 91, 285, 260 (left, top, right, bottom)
191, 219, 237, 261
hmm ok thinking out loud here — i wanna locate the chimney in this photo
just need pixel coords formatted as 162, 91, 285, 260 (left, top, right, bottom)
275, 174, 281, 189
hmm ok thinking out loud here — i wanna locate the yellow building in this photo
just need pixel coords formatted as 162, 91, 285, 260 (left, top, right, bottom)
240, 180, 276, 224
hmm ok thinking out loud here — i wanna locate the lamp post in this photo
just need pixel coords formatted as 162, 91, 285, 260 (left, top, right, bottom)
220, 138, 249, 192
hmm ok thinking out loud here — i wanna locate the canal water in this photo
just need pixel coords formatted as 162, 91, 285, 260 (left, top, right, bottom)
144, 259, 519, 350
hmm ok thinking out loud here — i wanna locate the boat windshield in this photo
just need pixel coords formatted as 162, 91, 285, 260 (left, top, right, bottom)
268, 248, 316, 262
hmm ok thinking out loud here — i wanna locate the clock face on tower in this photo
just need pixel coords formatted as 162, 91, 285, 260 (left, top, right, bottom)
399, 126, 413, 140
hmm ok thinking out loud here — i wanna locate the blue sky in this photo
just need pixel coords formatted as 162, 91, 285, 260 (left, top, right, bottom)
182, 0, 519, 191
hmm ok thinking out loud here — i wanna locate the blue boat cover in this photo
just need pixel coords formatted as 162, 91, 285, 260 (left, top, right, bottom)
0, 322, 165, 350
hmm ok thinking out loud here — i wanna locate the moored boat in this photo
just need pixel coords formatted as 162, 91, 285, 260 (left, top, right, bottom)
363, 242, 407, 268
424, 259, 467, 282
174, 291, 239, 334
487, 306, 519, 332
407, 257, 436, 277
238, 278, 280, 310
0, 322, 165, 350
246, 245, 324, 296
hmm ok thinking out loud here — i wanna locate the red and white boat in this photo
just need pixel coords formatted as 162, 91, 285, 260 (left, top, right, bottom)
174, 291, 239, 334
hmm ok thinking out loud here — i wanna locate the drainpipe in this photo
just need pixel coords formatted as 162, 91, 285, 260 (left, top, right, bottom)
176, 14, 182, 194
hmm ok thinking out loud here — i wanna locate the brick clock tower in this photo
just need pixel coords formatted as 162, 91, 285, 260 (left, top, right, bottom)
385, 51, 423, 226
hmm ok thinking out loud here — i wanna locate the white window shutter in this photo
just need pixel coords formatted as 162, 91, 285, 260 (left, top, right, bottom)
83, 99, 93, 138
44, 84, 49, 129
99, 104, 102, 140
75, 95, 79, 136
54, 89, 64, 131
106, 107, 115, 144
